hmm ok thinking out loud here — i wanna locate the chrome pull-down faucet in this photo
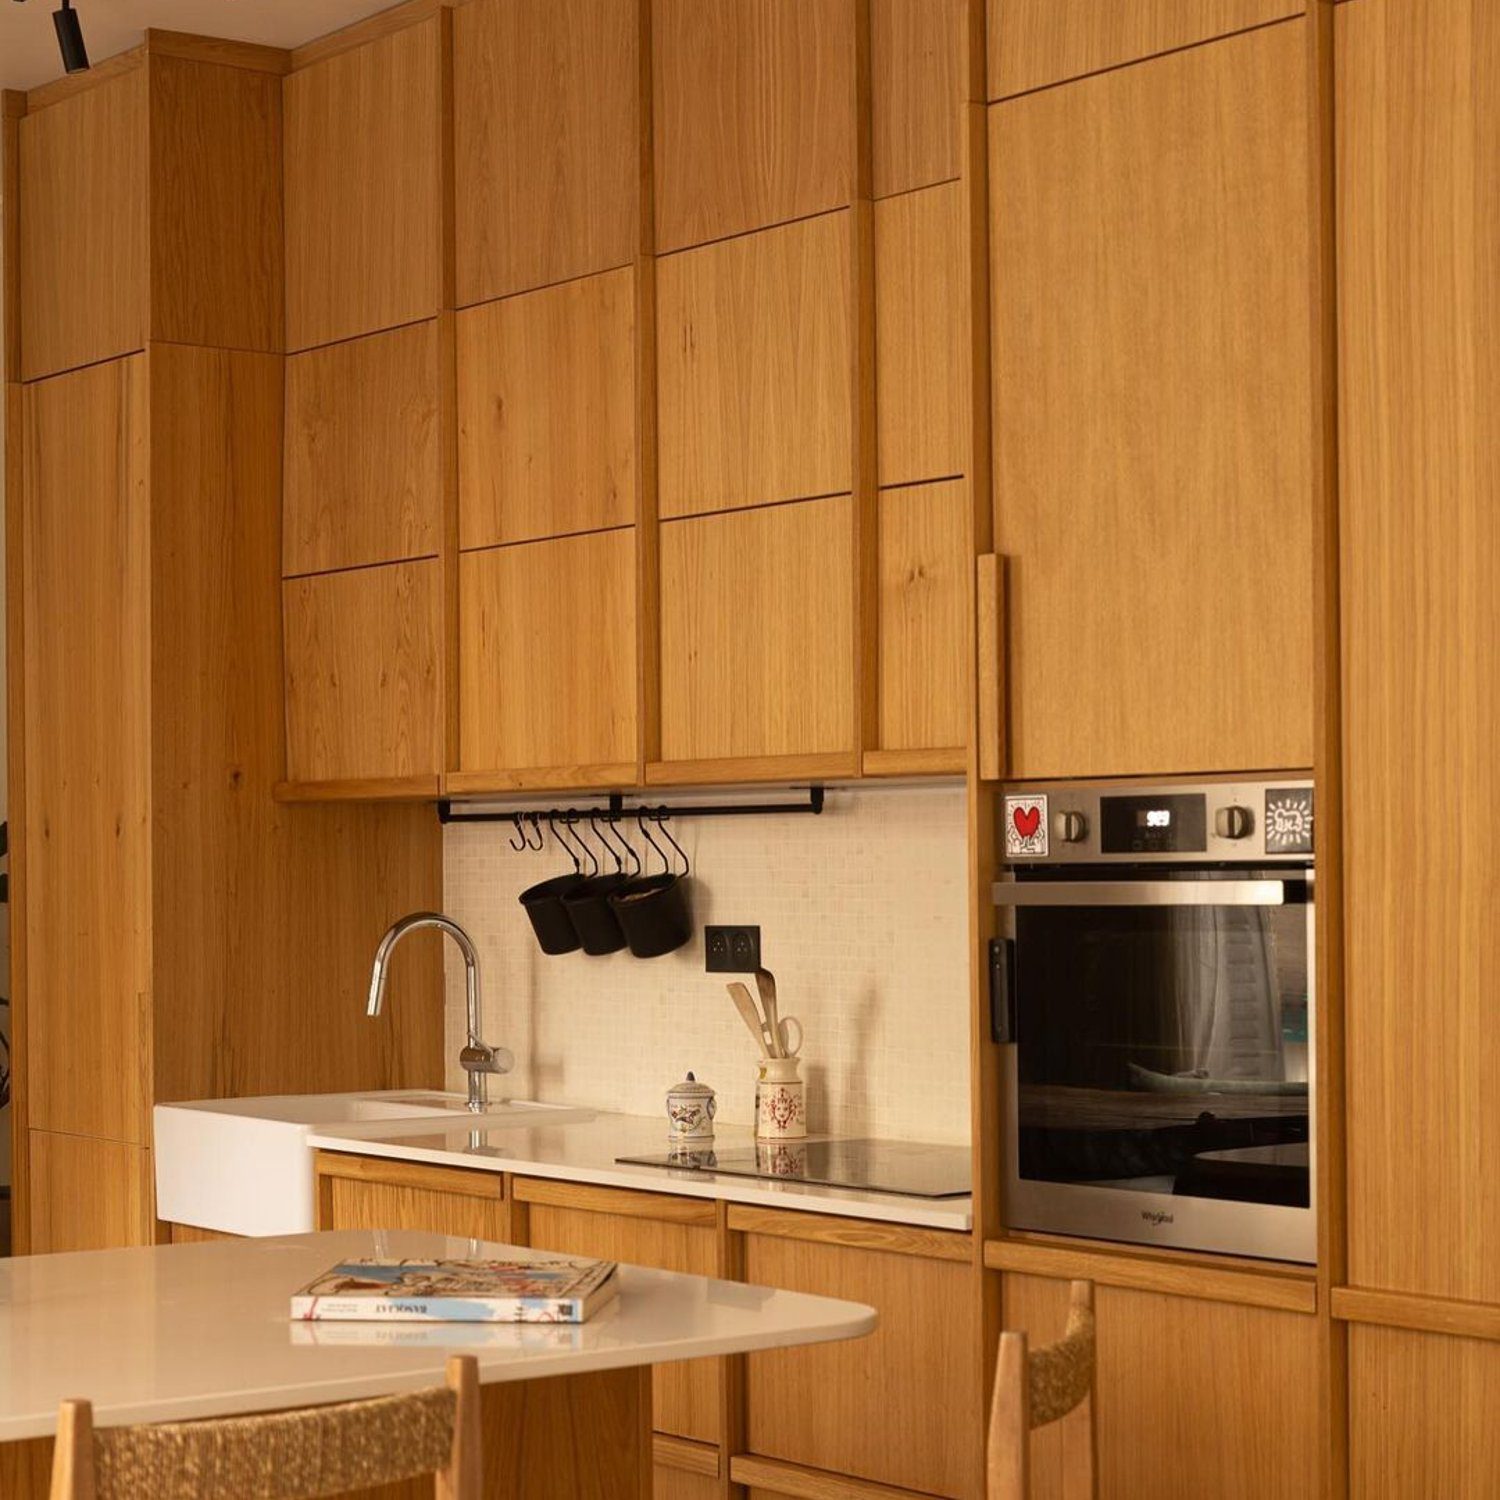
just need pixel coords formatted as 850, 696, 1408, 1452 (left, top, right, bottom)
367, 912, 514, 1112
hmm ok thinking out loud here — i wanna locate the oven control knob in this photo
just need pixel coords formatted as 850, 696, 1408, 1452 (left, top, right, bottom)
1215, 805, 1254, 840
1055, 810, 1089, 844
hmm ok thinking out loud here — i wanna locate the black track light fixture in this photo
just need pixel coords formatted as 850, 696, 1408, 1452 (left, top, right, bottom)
53, 0, 90, 74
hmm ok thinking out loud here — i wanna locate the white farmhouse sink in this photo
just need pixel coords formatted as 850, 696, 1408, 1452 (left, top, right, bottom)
154, 1092, 591, 1238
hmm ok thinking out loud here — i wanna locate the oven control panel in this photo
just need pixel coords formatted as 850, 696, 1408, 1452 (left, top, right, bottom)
1001, 780, 1314, 864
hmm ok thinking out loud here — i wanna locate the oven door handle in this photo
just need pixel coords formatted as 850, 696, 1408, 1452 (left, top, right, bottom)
991, 879, 1306, 907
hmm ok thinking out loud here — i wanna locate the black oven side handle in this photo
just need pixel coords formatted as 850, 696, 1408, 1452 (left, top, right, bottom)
988, 937, 1017, 1044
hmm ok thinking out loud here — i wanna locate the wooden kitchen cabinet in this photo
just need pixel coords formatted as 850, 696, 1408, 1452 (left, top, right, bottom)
282, 559, 444, 789
283, 320, 442, 576
987, 0, 1301, 100
652, 0, 854, 253
656, 212, 852, 520
518, 1178, 723, 1446
456, 529, 638, 789
315, 1152, 512, 1243
28, 1133, 155, 1254
456, 268, 636, 550
871, 0, 965, 199
655, 495, 858, 780
1002, 1272, 1319, 1499
989, 20, 1315, 780
735, 1208, 977, 1499
453, 0, 638, 303
283, 17, 443, 350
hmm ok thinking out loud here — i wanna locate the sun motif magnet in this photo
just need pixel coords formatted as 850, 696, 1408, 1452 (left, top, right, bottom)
1004, 793, 1049, 858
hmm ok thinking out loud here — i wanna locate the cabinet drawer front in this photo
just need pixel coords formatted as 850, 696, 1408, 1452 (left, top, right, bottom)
658, 495, 856, 765
744, 1235, 976, 1497
324, 1175, 509, 1243
283, 559, 443, 784
527, 1200, 722, 1445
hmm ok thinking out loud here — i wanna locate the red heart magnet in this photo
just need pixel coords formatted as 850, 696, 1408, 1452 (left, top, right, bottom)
1013, 805, 1041, 838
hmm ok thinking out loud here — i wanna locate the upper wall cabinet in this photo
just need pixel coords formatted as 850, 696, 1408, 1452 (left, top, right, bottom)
284, 320, 442, 576
653, 0, 854, 252
17, 70, 147, 380
457, 268, 636, 550
990, 21, 1314, 781
16, 52, 282, 382
656, 212, 852, 518
987, 0, 1301, 99
870, 0, 965, 198
453, 0, 638, 303
284, 19, 442, 350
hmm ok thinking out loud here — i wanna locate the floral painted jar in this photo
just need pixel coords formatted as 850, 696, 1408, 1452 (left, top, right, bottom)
666, 1072, 717, 1142
755, 1056, 806, 1140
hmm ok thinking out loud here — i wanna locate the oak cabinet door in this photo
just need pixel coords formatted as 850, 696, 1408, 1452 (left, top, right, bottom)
457, 529, 638, 788
17, 69, 148, 380
456, 269, 636, 550
990, 21, 1315, 780
653, 0, 853, 252
870, 0, 964, 199
657, 213, 852, 520
282, 559, 443, 786
743, 1232, 975, 1497
284, 321, 442, 576
28, 1133, 155, 1253
283, 19, 442, 349
656, 496, 857, 774
316, 1156, 511, 1242
453, 0, 638, 303
520, 1184, 721, 1445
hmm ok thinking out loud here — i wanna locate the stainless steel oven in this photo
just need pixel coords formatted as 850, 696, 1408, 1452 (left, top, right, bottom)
992, 779, 1315, 1263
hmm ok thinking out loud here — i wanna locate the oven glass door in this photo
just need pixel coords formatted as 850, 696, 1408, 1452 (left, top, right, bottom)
1000, 868, 1314, 1260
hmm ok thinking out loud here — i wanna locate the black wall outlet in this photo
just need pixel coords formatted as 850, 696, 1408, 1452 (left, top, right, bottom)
705, 924, 761, 973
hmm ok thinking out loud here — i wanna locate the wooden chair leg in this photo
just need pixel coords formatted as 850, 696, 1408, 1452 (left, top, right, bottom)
988, 1331, 1031, 1500
48, 1400, 96, 1500
437, 1355, 481, 1500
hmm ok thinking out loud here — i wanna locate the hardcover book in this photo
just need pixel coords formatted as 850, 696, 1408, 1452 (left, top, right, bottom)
289, 1257, 620, 1324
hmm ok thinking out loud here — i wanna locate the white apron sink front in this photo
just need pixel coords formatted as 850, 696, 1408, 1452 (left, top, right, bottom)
154, 1092, 593, 1237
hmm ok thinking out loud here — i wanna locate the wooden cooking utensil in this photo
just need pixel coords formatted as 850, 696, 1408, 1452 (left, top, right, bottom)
755, 968, 783, 1058
726, 981, 772, 1058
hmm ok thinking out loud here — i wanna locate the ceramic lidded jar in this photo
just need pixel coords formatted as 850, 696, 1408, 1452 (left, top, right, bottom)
666, 1072, 717, 1142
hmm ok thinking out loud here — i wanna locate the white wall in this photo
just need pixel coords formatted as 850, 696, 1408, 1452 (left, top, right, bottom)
441, 783, 971, 1144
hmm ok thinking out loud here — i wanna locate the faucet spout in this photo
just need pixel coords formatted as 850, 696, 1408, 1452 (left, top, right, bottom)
366, 912, 513, 1111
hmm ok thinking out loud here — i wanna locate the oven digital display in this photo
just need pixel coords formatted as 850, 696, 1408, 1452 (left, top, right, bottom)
1101, 794, 1206, 853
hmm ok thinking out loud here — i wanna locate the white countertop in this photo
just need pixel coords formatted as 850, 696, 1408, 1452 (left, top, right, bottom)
307, 1111, 974, 1233
0, 1230, 876, 1442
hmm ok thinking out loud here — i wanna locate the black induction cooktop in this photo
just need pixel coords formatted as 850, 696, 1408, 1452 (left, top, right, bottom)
616, 1138, 972, 1199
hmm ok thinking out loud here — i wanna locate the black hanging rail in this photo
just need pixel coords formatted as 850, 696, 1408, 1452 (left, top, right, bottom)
436, 786, 825, 826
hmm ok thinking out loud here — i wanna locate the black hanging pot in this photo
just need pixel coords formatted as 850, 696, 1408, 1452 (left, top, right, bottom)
609, 872, 693, 958
519, 872, 588, 955
562, 872, 631, 955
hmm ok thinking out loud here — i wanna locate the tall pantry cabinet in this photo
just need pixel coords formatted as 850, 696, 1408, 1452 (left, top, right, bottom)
3, 40, 443, 1255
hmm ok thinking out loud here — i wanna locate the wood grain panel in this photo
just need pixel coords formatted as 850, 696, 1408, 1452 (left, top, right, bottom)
1337, 0, 1500, 1307
653, 0, 854, 251
456, 269, 635, 549
1348, 1326, 1500, 1497
877, 481, 970, 754
168, 1222, 242, 1244
146, 343, 444, 1107
149, 54, 282, 352
284, 19, 441, 349
285, 321, 441, 575
658, 497, 855, 765
657, 213, 851, 518
656, 1464, 720, 1500
326, 1174, 510, 1242
527, 1197, 721, 1443
458, 529, 637, 778
17, 68, 147, 380
1004, 1274, 1319, 1500
744, 1232, 974, 1497
871, 0, 964, 197
988, 0, 1302, 99
453, 0, 638, 302
21, 358, 151, 1145
28, 1132, 154, 1252
991, 21, 1315, 779
283, 560, 443, 783
874, 181, 965, 486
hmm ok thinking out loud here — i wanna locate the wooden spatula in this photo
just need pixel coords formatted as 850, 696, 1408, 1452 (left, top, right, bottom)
727, 981, 772, 1058
755, 968, 783, 1058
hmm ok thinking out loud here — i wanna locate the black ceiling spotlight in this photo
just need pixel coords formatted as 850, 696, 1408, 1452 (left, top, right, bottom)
53, 0, 90, 74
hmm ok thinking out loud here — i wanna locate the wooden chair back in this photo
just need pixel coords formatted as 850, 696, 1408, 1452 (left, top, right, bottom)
988, 1279, 1098, 1500
48, 1354, 481, 1500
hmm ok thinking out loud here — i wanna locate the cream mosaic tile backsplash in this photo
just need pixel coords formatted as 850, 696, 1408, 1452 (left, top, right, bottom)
442, 783, 971, 1144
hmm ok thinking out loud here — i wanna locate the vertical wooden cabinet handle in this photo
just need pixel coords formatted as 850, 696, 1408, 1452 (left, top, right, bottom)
977, 555, 1004, 782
